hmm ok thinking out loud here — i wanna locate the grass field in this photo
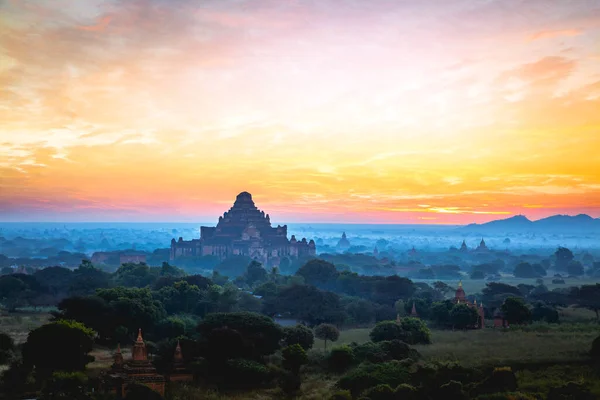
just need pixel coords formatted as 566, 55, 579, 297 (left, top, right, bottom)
0, 311, 50, 344
313, 322, 599, 368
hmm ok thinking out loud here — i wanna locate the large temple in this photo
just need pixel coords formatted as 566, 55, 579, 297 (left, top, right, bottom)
170, 192, 316, 267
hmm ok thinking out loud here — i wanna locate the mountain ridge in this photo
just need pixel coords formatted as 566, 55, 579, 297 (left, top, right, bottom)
461, 213, 600, 233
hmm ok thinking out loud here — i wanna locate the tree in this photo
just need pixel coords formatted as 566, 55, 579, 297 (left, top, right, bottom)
197, 312, 283, 358
328, 345, 355, 372
68, 261, 110, 296
404, 298, 431, 319
429, 300, 454, 327
263, 284, 345, 326
555, 247, 574, 271
281, 344, 308, 374
531, 302, 559, 323
345, 298, 375, 325
0, 332, 15, 365
282, 324, 314, 350
398, 317, 431, 345
449, 304, 479, 329
0, 275, 27, 311
113, 263, 159, 288
501, 297, 531, 325
22, 320, 95, 381
245, 261, 267, 286
40, 371, 91, 400
372, 276, 415, 306
514, 262, 544, 278
370, 321, 404, 343
314, 323, 339, 350
567, 261, 584, 277
296, 259, 339, 289
156, 281, 201, 314
571, 284, 600, 320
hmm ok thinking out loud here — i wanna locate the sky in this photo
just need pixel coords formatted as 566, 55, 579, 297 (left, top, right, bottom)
1, 0, 600, 224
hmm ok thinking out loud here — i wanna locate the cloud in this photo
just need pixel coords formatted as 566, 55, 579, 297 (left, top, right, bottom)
77, 15, 113, 31
528, 29, 582, 42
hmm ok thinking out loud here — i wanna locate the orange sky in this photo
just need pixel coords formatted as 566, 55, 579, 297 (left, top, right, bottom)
1, 0, 600, 224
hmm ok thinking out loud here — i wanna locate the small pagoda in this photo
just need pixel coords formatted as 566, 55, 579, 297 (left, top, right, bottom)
166, 341, 193, 382
103, 329, 166, 398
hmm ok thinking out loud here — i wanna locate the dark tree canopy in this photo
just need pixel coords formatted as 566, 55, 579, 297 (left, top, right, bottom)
296, 259, 339, 289
501, 297, 532, 325
22, 320, 95, 381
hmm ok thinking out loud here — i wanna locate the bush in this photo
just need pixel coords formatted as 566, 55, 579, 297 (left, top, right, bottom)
398, 317, 431, 345
281, 344, 308, 374
591, 335, 600, 362
328, 345, 355, 372
475, 367, 517, 395
337, 361, 410, 397
351, 340, 415, 364
476, 393, 537, 400
223, 359, 272, 389
547, 381, 594, 400
329, 390, 352, 400
279, 370, 302, 395
361, 384, 395, 400
370, 321, 404, 343
531, 302, 559, 323
394, 384, 417, 399
282, 324, 314, 350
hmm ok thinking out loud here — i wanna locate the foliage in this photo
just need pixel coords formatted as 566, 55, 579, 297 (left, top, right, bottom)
514, 262, 546, 278
328, 345, 355, 372
296, 259, 339, 289
245, 261, 268, 286
336, 360, 411, 397
315, 323, 340, 350
282, 324, 314, 350
22, 320, 95, 381
281, 344, 308, 374
40, 371, 91, 400
263, 284, 346, 326
329, 390, 353, 400
398, 317, 431, 345
197, 312, 283, 359
531, 302, 559, 323
0, 332, 15, 365
501, 297, 532, 325
449, 303, 479, 329
404, 298, 430, 319
360, 383, 395, 400
591, 335, 600, 362
370, 321, 404, 343
430, 300, 454, 327
555, 247, 574, 271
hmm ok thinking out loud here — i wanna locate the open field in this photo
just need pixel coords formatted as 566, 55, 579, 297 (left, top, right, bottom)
0, 311, 50, 344
314, 324, 599, 368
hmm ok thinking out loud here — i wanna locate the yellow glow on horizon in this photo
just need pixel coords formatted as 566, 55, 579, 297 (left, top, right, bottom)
0, 0, 599, 223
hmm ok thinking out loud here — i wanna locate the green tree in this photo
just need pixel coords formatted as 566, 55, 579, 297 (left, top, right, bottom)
245, 261, 267, 286
197, 312, 283, 358
281, 344, 308, 374
0, 332, 15, 365
314, 323, 340, 350
328, 345, 355, 372
282, 324, 314, 350
370, 321, 404, 343
68, 261, 110, 296
296, 259, 339, 289
513, 262, 544, 278
567, 261, 584, 276
449, 303, 479, 329
398, 317, 431, 345
345, 298, 375, 325
501, 297, 531, 325
113, 263, 159, 288
571, 284, 600, 320
0, 275, 27, 312
40, 371, 91, 400
429, 301, 453, 327
22, 320, 95, 381
555, 247, 574, 271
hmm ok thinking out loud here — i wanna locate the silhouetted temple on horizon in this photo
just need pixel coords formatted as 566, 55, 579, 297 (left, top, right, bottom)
170, 192, 316, 267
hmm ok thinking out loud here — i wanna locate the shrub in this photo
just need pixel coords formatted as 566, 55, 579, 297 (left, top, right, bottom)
223, 359, 272, 389
436, 380, 467, 400
282, 324, 314, 350
394, 384, 417, 399
531, 302, 559, 323
329, 390, 352, 400
328, 345, 355, 372
360, 384, 395, 400
337, 361, 410, 397
279, 370, 302, 395
370, 321, 404, 343
547, 381, 594, 400
351, 340, 415, 364
281, 344, 308, 374
475, 367, 518, 395
398, 317, 431, 345
591, 335, 600, 362
476, 393, 537, 400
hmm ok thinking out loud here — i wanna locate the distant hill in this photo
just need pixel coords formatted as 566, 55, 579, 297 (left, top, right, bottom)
460, 214, 600, 234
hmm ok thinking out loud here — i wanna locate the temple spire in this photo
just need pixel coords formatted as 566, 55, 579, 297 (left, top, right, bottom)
137, 328, 143, 342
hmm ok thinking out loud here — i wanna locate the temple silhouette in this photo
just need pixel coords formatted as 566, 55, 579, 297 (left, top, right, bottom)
170, 192, 316, 266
